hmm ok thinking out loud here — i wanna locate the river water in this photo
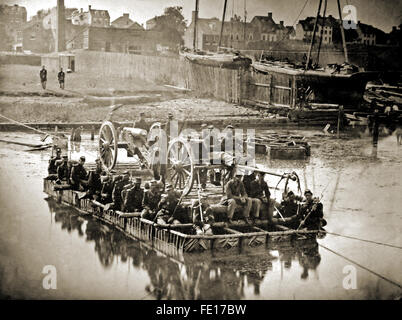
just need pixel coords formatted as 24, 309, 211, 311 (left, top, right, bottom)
0, 130, 401, 300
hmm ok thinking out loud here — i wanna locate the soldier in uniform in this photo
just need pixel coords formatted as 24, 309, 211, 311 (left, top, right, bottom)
86, 159, 104, 200
70, 156, 88, 191
155, 184, 186, 224
280, 190, 303, 218
141, 180, 162, 220
100, 174, 114, 204
134, 112, 149, 132
191, 192, 215, 234
249, 172, 271, 221
112, 171, 130, 210
48, 147, 62, 175
220, 172, 252, 224
122, 177, 144, 212
58, 68, 65, 89
56, 155, 69, 184
299, 189, 324, 230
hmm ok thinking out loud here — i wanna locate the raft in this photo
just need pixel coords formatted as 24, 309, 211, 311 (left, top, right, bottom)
43, 179, 319, 254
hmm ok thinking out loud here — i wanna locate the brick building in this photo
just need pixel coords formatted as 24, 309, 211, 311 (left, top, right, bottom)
0, 4, 27, 51
71, 5, 110, 27
111, 13, 144, 30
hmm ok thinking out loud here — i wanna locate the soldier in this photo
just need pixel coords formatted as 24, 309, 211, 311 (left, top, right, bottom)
280, 190, 302, 218
58, 68, 65, 89
70, 156, 88, 191
155, 184, 186, 225
40, 66, 47, 90
122, 177, 144, 212
112, 171, 130, 210
220, 172, 252, 224
141, 180, 162, 221
299, 189, 324, 230
249, 172, 271, 220
100, 174, 114, 204
56, 155, 69, 184
134, 112, 149, 132
48, 147, 62, 175
86, 159, 104, 200
191, 192, 215, 234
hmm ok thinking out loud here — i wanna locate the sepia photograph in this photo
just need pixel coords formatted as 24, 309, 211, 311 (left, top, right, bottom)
0, 0, 401, 307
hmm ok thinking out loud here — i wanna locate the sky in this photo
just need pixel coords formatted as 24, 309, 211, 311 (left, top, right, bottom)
1, 0, 401, 32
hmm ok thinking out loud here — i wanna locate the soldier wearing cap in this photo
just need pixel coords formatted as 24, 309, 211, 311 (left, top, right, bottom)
70, 156, 88, 191
86, 159, 104, 200
100, 174, 114, 203
299, 189, 324, 229
249, 172, 272, 220
220, 171, 252, 224
155, 184, 186, 224
56, 155, 69, 183
133, 112, 149, 132
141, 179, 162, 220
123, 177, 144, 212
280, 190, 303, 218
221, 124, 243, 155
112, 171, 130, 210
48, 147, 62, 175
191, 192, 215, 229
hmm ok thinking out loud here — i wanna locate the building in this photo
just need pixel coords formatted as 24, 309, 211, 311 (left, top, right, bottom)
71, 5, 110, 28
0, 4, 27, 51
249, 13, 278, 42
356, 22, 378, 46
295, 15, 337, 44
146, 17, 158, 30
111, 13, 144, 30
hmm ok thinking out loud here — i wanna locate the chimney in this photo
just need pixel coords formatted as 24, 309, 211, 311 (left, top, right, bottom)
392, 26, 397, 32
56, 0, 65, 52
88, 5, 91, 11
123, 13, 129, 18
268, 12, 272, 19
80, 8, 83, 13
280, 21, 284, 26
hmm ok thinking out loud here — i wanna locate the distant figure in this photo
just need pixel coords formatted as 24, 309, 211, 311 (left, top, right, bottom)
40, 66, 47, 89
134, 112, 149, 132
58, 68, 65, 89
395, 126, 402, 146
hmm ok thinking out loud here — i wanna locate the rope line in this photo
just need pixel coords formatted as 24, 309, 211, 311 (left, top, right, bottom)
319, 243, 402, 290
324, 231, 402, 250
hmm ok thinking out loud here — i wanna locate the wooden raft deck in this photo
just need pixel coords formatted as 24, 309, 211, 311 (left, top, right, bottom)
43, 179, 318, 254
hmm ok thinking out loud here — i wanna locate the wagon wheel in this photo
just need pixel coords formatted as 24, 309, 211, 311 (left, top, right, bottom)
167, 138, 195, 196
99, 121, 118, 171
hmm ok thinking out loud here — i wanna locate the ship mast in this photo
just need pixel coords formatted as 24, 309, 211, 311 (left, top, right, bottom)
336, 0, 349, 62
193, 0, 199, 51
218, 0, 228, 52
305, 0, 323, 70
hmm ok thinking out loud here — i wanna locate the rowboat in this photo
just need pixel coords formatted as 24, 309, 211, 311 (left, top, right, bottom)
43, 178, 319, 254
179, 50, 251, 69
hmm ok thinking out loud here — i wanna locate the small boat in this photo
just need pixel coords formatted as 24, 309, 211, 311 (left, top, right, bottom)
43, 178, 320, 254
179, 49, 251, 69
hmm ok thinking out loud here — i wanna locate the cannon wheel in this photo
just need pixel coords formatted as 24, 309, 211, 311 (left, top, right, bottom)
167, 138, 194, 196
99, 121, 118, 171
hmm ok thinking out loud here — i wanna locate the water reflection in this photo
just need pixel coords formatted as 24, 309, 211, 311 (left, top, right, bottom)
46, 198, 322, 300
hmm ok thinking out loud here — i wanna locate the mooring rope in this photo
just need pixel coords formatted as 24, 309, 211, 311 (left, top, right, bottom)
323, 231, 402, 250
319, 243, 402, 290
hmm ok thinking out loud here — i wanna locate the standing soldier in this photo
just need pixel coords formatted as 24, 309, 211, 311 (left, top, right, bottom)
122, 178, 144, 212
40, 66, 47, 89
58, 68, 65, 89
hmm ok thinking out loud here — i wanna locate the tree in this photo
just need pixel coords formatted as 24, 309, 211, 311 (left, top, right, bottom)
153, 6, 187, 47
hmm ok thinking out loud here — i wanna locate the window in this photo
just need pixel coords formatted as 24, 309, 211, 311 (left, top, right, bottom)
249, 33, 253, 40
236, 34, 239, 40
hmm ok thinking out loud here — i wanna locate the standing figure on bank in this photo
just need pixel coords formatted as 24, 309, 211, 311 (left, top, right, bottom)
141, 180, 162, 221
220, 172, 252, 224
58, 68, 65, 89
40, 66, 47, 90
123, 178, 144, 212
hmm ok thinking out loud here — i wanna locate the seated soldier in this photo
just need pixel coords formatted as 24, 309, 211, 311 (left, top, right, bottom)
243, 171, 261, 221
100, 174, 114, 204
85, 159, 104, 200
220, 171, 252, 224
122, 177, 144, 212
141, 180, 162, 221
45, 147, 62, 180
155, 184, 186, 225
280, 190, 303, 218
250, 172, 271, 221
112, 171, 130, 210
299, 189, 325, 230
191, 192, 215, 235
70, 156, 88, 191
56, 155, 69, 184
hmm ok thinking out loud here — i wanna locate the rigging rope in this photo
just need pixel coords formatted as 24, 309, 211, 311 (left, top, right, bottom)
322, 230, 402, 250
319, 243, 402, 290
